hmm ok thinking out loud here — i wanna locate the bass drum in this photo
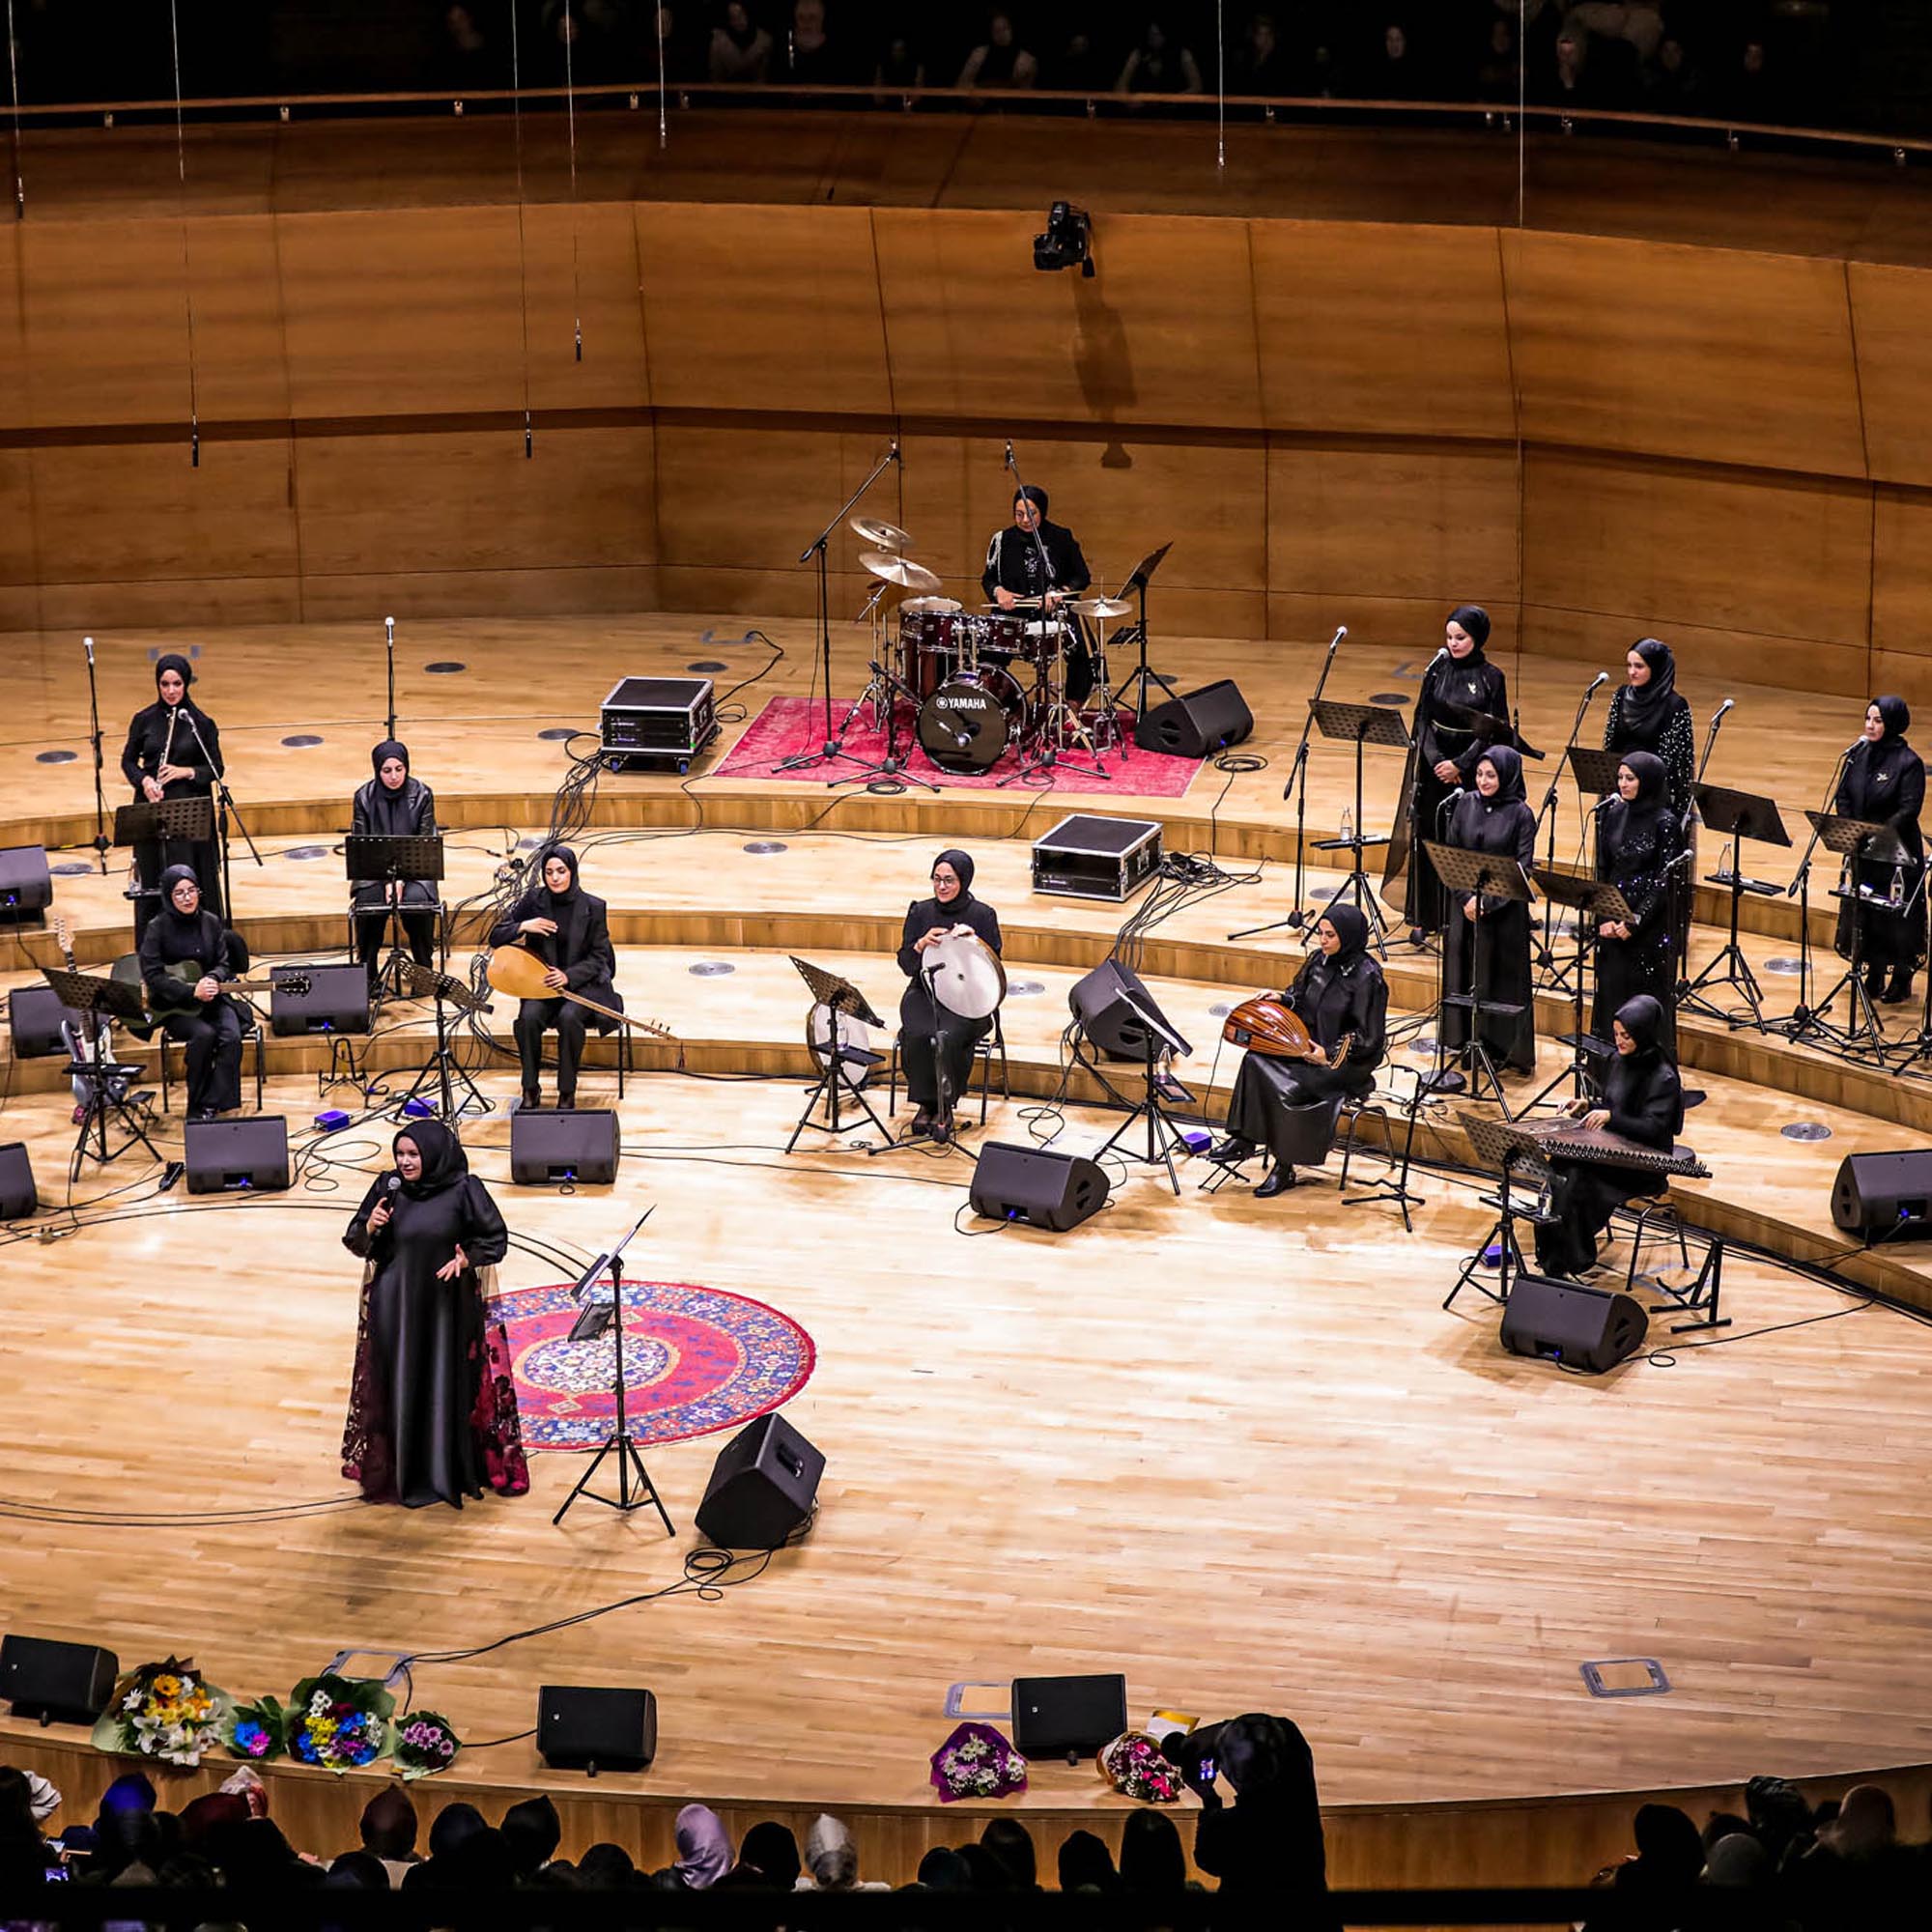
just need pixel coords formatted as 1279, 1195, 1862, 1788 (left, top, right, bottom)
919, 666, 1027, 774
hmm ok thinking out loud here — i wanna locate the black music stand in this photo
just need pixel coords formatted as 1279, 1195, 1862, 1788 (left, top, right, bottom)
1679, 783, 1790, 1031
344, 833, 447, 1004
1105, 541, 1177, 724
1541, 746, 1628, 989
1521, 873, 1633, 1113
1436, 698, 1545, 765
1805, 810, 1914, 1056
390, 961, 493, 1122
1342, 1061, 1427, 1232
786, 956, 893, 1149
42, 967, 162, 1179
1094, 986, 1194, 1195
1445, 1112, 1556, 1310
114, 795, 216, 928
553, 1208, 676, 1534
1309, 698, 1409, 953
1421, 839, 1532, 1119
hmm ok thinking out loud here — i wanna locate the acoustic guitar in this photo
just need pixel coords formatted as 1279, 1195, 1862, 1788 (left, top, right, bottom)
1221, 995, 1353, 1068
148, 960, 311, 1013
485, 945, 677, 1044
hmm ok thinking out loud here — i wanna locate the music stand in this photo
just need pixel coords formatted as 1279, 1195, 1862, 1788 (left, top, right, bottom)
41, 967, 162, 1179
785, 956, 894, 1149
1106, 541, 1177, 723
1445, 1112, 1556, 1310
1342, 1061, 1428, 1232
1309, 698, 1410, 953
1521, 873, 1633, 1113
1678, 784, 1791, 1031
1094, 986, 1194, 1195
1805, 810, 1914, 1055
1436, 698, 1545, 765
115, 796, 216, 924
345, 833, 447, 1003
390, 962, 493, 1121
1421, 840, 1533, 1118
553, 1208, 676, 1534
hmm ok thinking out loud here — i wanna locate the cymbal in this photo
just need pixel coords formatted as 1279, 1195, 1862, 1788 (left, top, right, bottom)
861, 549, 942, 592
850, 516, 914, 551
1069, 596, 1133, 619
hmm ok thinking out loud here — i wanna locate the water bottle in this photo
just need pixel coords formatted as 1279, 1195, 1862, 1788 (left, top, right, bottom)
1891, 865, 1905, 908
1340, 807, 1353, 847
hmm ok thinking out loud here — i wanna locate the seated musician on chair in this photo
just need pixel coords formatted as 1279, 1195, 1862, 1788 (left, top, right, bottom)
138, 864, 249, 1121
486, 845, 619, 1112
350, 738, 440, 993
897, 848, 1003, 1145
981, 484, 1099, 704
1534, 993, 1684, 1280
1209, 904, 1389, 1198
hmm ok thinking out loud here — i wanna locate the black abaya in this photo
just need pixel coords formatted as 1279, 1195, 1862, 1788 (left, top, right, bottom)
120, 697, 225, 941
1439, 782, 1538, 1074
351, 746, 440, 985
340, 1128, 526, 1510
137, 883, 249, 1116
487, 849, 619, 1103
1833, 724, 1926, 976
1592, 800, 1682, 1052
897, 892, 1004, 1115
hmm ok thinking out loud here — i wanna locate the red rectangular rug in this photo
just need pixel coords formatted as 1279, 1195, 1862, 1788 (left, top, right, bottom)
712, 695, 1205, 796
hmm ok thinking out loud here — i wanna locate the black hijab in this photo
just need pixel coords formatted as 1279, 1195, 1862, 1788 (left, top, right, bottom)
1014, 485, 1049, 518
1618, 638, 1678, 744
1446, 604, 1491, 663
1874, 694, 1911, 742
394, 1121, 467, 1198
1476, 744, 1526, 807
1615, 993, 1671, 1063
153, 652, 206, 713
1320, 901, 1370, 963
538, 844, 582, 910
362, 740, 422, 836
932, 847, 976, 910
371, 739, 410, 781
1864, 695, 1916, 782
154, 863, 218, 955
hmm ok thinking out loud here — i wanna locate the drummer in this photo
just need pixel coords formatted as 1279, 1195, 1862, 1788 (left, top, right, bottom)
982, 485, 1098, 703
897, 847, 1004, 1145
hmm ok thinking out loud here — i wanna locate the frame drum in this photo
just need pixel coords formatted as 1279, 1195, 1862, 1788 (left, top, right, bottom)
923, 929, 1007, 1021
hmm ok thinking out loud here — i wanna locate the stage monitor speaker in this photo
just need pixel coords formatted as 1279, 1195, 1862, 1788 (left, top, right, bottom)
510, 1107, 619, 1185
270, 962, 371, 1037
7, 983, 73, 1059
1831, 1150, 1932, 1241
537, 1685, 658, 1774
0, 843, 52, 919
1011, 1673, 1128, 1758
185, 1116, 291, 1195
970, 1140, 1110, 1233
0, 1634, 119, 1724
1500, 1273, 1648, 1374
0, 1142, 38, 1220
1068, 957, 1190, 1061
1134, 679, 1254, 759
694, 1412, 824, 1549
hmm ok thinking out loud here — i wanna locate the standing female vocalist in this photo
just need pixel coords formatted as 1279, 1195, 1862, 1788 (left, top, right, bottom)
1439, 746, 1538, 1076
1386, 605, 1516, 946
1209, 904, 1389, 1198
1833, 696, 1926, 1007
120, 652, 225, 942
897, 848, 1002, 1144
1593, 751, 1682, 1052
1604, 637, 1694, 969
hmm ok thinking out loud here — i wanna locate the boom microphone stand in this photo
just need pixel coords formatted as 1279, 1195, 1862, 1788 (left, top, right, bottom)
82, 637, 111, 874
1774, 746, 1855, 1049
1529, 673, 1608, 988
384, 615, 397, 741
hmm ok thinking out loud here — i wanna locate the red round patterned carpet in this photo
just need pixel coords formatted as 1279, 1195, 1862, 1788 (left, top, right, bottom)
484, 1278, 815, 1453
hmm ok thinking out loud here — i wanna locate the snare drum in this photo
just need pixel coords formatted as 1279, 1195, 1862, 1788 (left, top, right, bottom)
898, 599, 970, 700
973, 612, 1026, 662
1015, 615, 1072, 668
918, 665, 1027, 774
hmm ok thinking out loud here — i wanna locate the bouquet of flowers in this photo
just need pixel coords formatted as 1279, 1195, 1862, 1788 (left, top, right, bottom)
1097, 1730, 1185, 1804
392, 1712, 462, 1781
928, 1721, 1027, 1804
286, 1673, 394, 1773
222, 1695, 288, 1764
91, 1658, 231, 1769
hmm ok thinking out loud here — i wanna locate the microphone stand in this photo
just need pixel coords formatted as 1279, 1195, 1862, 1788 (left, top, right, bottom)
384, 616, 397, 741
82, 636, 110, 875
779, 441, 902, 780
1774, 748, 1853, 1048
1531, 674, 1606, 989
1229, 626, 1344, 942
181, 708, 262, 923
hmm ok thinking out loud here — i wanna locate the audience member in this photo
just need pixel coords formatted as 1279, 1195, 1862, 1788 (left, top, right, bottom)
660, 1803, 732, 1889
873, 34, 925, 89
956, 12, 1037, 88
915, 1845, 972, 1889
1057, 1828, 1120, 1891
1119, 1807, 1191, 1891
979, 1817, 1038, 1889
783, 0, 848, 84
720, 1819, 802, 1889
1186, 1713, 1337, 1924
1117, 19, 1204, 95
357, 1786, 421, 1888
1476, 14, 1519, 103
500, 1794, 561, 1881
798, 1812, 888, 1890
709, 1, 773, 83
578, 1841, 638, 1888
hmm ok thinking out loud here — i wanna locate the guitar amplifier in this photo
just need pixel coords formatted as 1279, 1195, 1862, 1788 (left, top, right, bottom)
1031, 814, 1163, 901
600, 677, 719, 774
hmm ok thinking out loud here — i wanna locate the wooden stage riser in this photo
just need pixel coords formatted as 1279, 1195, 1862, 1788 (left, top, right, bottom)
4, 1732, 1926, 1896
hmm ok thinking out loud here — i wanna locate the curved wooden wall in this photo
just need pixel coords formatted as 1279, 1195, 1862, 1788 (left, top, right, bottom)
4, 115, 1931, 699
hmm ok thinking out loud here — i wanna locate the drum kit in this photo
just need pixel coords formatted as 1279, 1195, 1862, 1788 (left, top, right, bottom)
850, 516, 1135, 781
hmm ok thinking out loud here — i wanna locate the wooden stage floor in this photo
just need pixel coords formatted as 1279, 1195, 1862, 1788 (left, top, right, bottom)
3, 612, 1931, 1881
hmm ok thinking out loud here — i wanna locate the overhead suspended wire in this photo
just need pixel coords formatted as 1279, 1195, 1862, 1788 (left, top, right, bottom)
563, 0, 582, 360
5, 0, 24, 218
1215, 0, 1225, 173
166, 0, 200, 466
655, 1, 668, 149
509, 0, 534, 454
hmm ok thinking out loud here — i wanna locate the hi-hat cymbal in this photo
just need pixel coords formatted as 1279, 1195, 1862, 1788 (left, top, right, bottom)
850, 516, 914, 551
1069, 596, 1133, 619
861, 550, 942, 592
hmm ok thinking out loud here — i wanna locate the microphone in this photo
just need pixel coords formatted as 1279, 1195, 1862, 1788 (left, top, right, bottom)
1586, 670, 1607, 693
889, 440, 901, 463
384, 615, 395, 642
1590, 793, 1619, 813
83, 635, 95, 666
1328, 625, 1347, 652
1004, 440, 1014, 469
385, 1173, 402, 1195
1711, 696, 1734, 724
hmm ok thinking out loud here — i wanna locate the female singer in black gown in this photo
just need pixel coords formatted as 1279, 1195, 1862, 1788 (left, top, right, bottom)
1604, 638, 1694, 966
1593, 751, 1682, 1051
1387, 605, 1515, 944
350, 740, 440, 992
897, 849, 1003, 1144
340, 1122, 527, 1510
487, 846, 620, 1110
1833, 696, 1927, 1007
136, 864, 248, 1120
1209, 904, 1389, 1198
1440, 745, 1538, 1075
1534, 994, 1684, 1281
119, 653, 225, 943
